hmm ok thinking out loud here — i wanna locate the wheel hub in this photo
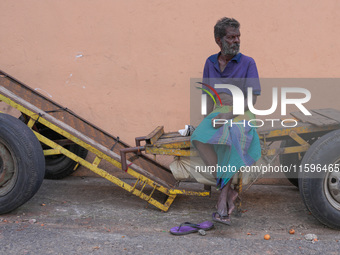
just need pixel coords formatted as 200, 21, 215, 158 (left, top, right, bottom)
0, 143, 14, 186
325, 170, 340, 210
0, 142, 16, 196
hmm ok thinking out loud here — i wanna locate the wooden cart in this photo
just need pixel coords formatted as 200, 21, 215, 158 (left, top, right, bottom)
1, 69, 340, 229
0, 71, 209, 215
122, 109, 340, 229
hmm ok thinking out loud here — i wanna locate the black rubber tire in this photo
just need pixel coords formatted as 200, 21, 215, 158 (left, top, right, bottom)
280, 139, 300, 187
299, 129, 340, 229
0, 113, 45, 214
44, 143, 88, 179
39, 125, 88, 179
19, 114, 88, 179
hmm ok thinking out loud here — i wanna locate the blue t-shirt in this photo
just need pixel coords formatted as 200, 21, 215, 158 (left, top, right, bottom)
202, 52, 261, 96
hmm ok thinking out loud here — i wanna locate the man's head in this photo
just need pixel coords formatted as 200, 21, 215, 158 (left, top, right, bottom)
214, 17, 241, 56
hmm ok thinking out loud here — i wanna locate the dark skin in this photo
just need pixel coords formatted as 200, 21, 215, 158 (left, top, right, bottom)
216, 26, 241, 71
213, 27, 257, 128
193, 26, 258, 223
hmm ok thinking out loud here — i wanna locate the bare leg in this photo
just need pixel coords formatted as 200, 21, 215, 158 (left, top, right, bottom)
216, 180, 230, 216
193, 141, 237, 222
214, 181, 238, 215
227, 184, 238, 215
192, 141, 217, 174
212, 180, 232, 224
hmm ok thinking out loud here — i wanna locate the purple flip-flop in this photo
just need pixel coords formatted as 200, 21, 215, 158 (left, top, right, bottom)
170, 221, 214, 235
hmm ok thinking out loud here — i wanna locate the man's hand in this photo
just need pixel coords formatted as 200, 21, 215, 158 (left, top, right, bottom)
211, 112, 234, 129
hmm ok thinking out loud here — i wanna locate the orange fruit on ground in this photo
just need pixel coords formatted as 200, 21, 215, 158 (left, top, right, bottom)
264, 234, 271, 240
289, 229, 295, 234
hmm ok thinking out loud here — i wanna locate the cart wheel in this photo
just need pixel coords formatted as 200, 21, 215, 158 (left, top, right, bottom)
0, 113, 45, 214
280, 139, 300, 187
299, 129, 340, 229
39, 127, 88, 179
44, 144, 88, 179
19, 114, 88, 179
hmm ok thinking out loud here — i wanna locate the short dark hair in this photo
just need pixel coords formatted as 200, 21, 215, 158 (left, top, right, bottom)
214, 17, 240, 40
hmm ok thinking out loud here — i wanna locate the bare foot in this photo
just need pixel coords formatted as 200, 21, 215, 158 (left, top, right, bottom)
227, 188, 238, 215
212, 212, 231, 225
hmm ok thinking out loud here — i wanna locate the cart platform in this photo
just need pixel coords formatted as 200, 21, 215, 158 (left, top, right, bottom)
135, 109, 340, 160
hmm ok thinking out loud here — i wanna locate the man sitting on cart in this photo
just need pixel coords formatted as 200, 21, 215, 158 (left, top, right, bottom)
191, 17, 261, 225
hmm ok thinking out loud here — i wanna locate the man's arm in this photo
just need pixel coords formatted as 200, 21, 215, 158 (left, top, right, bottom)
212, 94, 257, 128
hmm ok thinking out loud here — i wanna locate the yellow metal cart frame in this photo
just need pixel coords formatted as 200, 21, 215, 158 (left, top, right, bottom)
1, 70, 340, 213
0, 71, 209, 213
130, 111, 340, 160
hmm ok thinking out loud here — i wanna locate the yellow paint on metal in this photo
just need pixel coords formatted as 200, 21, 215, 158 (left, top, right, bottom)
169, 189, 210, 196
27, 116, 38, 129
145, 147, 198, 157
0, 93, 198, 211
92, 156, 102, 167
43, 149, 61, 156
163, 195, 177, 210
264, 146, 308, 156
73, 163, 80, 171
6, 90, 338, 212
258, 124, 338, 140
34, 130, 179, 211
155, 140, 191, 149
289, 131, 309, 146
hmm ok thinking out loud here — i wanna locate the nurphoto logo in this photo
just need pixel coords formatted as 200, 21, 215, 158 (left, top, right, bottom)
199, 83, 312, 128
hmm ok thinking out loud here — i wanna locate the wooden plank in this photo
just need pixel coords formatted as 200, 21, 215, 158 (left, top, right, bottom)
145, 147, 198, 157
257, 123, 339, 141
312, 108, 340, 123
256, 121, 308, 135
154, 136, 191, 149
145, 126, 164, 145
291, 110, 338, 127
159, 132, 183, 139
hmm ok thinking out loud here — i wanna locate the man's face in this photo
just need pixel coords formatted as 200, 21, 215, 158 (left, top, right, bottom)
219, 26, 240, 56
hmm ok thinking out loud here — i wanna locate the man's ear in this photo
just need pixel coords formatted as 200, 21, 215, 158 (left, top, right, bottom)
215, 37, 222, 48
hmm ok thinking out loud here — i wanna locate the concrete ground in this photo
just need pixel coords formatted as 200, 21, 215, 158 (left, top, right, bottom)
0, 177, 339, 255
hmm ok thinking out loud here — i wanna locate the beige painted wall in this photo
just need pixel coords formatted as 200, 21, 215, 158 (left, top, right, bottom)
1, 0, 339, 147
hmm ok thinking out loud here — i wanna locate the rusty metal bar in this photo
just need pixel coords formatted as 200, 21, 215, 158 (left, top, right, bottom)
135, 136, 146, 155
289, 131, 310, 147
145, 126, 164, 145
120, 146, 146, 171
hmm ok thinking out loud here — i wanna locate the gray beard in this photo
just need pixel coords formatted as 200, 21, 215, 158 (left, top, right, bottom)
222, 40, 240, 56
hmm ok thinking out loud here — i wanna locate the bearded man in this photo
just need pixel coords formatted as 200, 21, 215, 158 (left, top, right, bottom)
191, 17, 262, 225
